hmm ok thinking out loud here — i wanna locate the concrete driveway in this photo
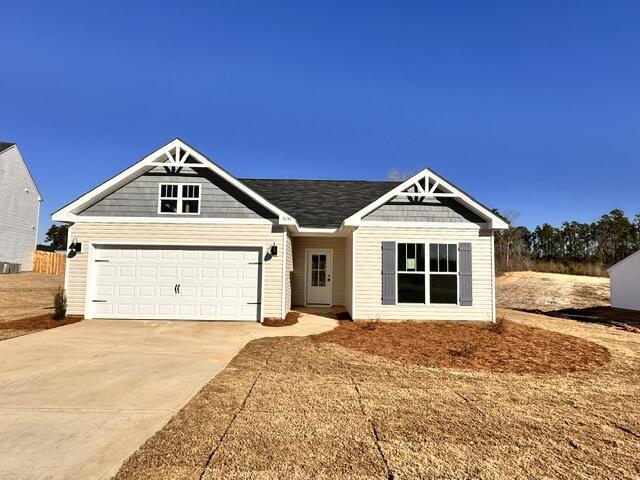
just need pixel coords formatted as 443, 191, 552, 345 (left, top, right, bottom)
0, 315, 336, 480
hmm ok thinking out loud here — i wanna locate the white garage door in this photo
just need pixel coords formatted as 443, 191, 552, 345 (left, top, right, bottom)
90, 246, 261, 321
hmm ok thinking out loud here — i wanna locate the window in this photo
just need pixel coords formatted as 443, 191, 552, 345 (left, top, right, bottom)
397, 243, 425, 303
395, 242, 458, 305
158, 183, 200, 214
429, 243, 457, 304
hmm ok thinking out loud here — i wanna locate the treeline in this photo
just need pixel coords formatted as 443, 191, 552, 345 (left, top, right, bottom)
494, 209, 640, 277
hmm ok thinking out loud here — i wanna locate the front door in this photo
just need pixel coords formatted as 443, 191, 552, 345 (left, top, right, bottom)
306, 249, 333, 306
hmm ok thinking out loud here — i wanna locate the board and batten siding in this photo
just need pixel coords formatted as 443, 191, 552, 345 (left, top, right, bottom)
291, 236, 346, 307
0, 146, 41, 270
353, 226, 494, 321
65, 223, 285, 319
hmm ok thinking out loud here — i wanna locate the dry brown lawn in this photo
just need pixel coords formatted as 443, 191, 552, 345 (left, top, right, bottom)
114, 309, 640, 480
497, 271, 609, 311
0, 272, 63, 322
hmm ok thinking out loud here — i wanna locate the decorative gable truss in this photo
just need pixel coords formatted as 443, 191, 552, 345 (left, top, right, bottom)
343, 168, 509, 229
52, 139, 297, 225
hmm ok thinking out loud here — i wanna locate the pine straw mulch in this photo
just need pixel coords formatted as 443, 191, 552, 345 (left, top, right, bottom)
113, 311, 640, 480
314, 318, 611, 374
0, 315, 82, 341
262, 311, 300, 327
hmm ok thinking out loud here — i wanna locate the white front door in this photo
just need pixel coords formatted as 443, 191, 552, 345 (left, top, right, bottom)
306, 249, 333, 306
90, 245, 261, 321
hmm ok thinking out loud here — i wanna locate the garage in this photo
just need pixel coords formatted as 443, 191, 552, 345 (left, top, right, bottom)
88, 245, 262, 321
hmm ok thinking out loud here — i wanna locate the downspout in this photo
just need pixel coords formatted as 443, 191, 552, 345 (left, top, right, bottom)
281, 229, 287, 320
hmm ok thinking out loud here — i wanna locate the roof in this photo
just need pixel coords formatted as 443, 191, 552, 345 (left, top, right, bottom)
608, 249, 640, 273
0, 142, 16, 154
241, 179, 400, 228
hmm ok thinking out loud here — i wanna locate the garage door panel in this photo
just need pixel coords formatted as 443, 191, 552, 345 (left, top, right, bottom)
91, 246, 261, 321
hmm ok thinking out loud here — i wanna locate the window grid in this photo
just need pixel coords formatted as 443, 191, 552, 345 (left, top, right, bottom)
158, 183, 201, 215
396, 242, 459, 305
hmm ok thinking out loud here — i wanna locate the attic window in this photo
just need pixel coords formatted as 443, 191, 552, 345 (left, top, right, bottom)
158, 183, 200, 215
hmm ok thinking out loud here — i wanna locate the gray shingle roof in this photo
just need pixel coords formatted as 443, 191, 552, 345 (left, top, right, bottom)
0, 142, 16, 154
240, 179, 400, 228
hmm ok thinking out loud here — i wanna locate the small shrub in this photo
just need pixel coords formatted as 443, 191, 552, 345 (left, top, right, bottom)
490, 316, 507, 335
363, 316, 380, 331
53, 288, 67, 321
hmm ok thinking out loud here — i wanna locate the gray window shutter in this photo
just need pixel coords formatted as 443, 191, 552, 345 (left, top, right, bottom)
459, 243, 472, 306
381, 241, 396, 305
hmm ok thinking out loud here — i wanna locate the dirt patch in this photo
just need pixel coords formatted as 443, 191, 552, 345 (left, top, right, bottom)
0, 272, 64, 323
113, 309, 640, 480
262, 311, 300, 327
497, 271, 609, 311
0, 314, 82, 341
314, 318, 610, 374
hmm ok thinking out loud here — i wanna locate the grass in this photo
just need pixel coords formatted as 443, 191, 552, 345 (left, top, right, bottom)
0, 272, 63, 323
113, 309, 640, 480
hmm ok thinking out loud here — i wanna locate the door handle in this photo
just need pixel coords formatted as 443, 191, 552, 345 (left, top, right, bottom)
177, 284, 180, 294
174, 284, 178, 294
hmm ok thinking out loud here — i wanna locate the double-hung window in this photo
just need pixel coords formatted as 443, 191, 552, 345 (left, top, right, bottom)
158, 183, 200, 214
396, 242, 458, 304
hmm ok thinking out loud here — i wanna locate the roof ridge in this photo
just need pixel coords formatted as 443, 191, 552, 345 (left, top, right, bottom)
240, 177, 400, 183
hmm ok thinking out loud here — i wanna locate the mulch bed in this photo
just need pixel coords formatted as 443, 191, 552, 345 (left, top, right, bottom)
314, 318, 611, 374
0, 314, 82, 341
262, 311, 300, 327
543, 306, 640, 331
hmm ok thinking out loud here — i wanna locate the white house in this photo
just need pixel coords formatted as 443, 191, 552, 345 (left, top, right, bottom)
608, 250, 640, 311
0, 142, 42, 272
52, 138, 508, 322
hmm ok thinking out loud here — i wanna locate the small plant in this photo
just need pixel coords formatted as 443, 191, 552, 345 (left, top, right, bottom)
490, 316, 507, 335
53, 288, 67, 320
364, 315, 380, 331
448, 343, 476, 359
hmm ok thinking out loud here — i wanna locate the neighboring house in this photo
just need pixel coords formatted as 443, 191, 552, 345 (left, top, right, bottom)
0, 142, 42, 272
52, 139, 508, 322
608, 251, 640, 311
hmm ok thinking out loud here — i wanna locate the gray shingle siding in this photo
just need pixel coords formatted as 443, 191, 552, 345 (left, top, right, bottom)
79, 167, 276, 219
363, 197, 485, 224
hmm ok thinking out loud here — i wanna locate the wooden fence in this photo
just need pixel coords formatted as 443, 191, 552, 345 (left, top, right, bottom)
33, 250, 66, 275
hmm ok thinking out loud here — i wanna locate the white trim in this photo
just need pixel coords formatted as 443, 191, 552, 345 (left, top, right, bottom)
52, 139, 296, 225
359, 221, 486, 230
304, 248, 334, 307
491, 234, 496, 322
281, 229, 287, 320
157, 183, 201, 215
607, 249, 640, 273
84, 242, 265, 322
342, 168, 508, 230
351, 229, 357, 319
58, 215, 274, 225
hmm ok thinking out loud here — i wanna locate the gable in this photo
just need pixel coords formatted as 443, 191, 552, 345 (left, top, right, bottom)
363, 195, 485, 225
79, 166, 277, 219
53, 139, 294, 224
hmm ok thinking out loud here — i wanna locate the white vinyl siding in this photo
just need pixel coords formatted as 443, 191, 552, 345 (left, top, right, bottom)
65, 223, 285, 319
285, 233, 293, 314
345, 233, 353, 316
354, 226, 493, 321
0, 146, 41, 270
291, 236, 346, 307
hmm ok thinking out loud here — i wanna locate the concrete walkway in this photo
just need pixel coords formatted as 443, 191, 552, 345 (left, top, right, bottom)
0, 313, 336, 480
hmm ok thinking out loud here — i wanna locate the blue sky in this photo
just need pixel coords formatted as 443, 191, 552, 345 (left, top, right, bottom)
1, 1, 639, 242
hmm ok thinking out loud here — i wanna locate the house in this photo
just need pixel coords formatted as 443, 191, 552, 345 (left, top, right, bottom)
608, 251, 640, 311
52, 139, 508, 322
0, 142, 42, 272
